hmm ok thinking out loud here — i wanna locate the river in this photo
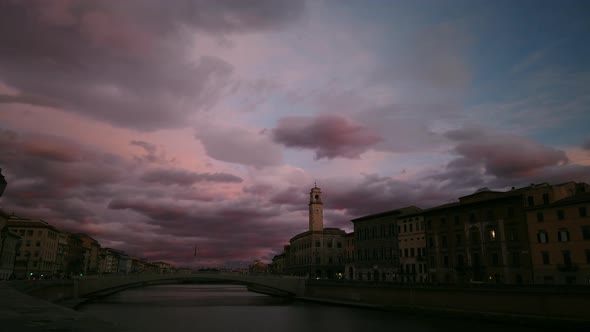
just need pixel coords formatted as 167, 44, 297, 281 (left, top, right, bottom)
79, 284, 557, 332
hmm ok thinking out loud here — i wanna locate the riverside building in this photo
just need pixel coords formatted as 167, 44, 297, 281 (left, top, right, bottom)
285, 185, 347, 279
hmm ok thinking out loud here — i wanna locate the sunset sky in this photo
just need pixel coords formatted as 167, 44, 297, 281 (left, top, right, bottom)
1, 0, 589, 267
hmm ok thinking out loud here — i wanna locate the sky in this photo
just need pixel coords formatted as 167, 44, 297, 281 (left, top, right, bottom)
1, 0, 590, 267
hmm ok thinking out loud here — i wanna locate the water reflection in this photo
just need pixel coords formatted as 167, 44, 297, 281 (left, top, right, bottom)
80, 284, 558, 332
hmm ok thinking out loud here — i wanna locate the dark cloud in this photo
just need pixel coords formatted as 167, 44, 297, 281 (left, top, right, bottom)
195, 126, 283, 168
583, 138, 590, 150
270, 186, 307, 206
0, 0, 305, 131
0, 93, 60, 108
141, 168, 243, 185
130, 140, 175, 164
106, 196, 303, 264
446, 128, 569, 178
272, 114, 382, 159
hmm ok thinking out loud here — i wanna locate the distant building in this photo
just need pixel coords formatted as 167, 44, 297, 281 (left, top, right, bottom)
270, 246, 288, 275
74, 233, 100, 274
249, 260, 268, 274
351, 206, 422, 282
98, 248, 126, 274
152, 261, 172, 273
7, 217, 60, 279
285, 185, 347, 279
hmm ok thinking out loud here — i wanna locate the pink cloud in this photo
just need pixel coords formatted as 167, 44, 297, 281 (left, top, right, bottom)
273, 114, 382, 159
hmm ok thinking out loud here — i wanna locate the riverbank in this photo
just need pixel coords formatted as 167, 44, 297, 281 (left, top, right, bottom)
0, 283, 123, 332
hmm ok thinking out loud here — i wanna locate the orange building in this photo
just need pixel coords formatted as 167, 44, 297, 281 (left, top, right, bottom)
526, 192, 590, 285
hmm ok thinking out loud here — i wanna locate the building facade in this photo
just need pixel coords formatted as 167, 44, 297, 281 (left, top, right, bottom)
397, 211, 428, 283
7, 218, 60, 279
423, 182, 590, 285
0, 209, 19, 280
343, 232, 355, 280
74, 233, 100, 274
526, 192, 590, 285
351, 206, 421, 282
285, 186, 347, 279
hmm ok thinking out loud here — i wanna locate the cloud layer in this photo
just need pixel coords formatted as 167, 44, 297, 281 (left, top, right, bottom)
1, 0, 589, 267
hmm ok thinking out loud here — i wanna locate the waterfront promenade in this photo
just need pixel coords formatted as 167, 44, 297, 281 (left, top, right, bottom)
0, 282, 122, 332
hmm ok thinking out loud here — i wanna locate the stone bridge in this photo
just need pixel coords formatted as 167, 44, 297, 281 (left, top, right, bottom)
10, 272, 307, 304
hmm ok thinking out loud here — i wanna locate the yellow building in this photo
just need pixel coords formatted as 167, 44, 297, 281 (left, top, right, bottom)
7, 217, 60, 279
526, 192, 590, 285
397, 211, 427, 283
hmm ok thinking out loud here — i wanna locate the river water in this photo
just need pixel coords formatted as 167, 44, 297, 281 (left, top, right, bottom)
80, 284, 557, 332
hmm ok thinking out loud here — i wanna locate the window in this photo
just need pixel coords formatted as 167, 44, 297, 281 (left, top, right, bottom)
25, 240, 31, 247
410, 248, 415, 257
583, 226, 590, 240
315, 257, 320, 264
336, 242, 342, 248
557, 209, 565, 221
537, 231, 548, 243
586, 250, 590, 264
536, 212, 544, 222
454, 215, 460, 225
38, 231, 42, 236
327, 240, 333, 248
491, 253, 499, 266
404, 224, 407, 233
409, 224, 413, 232
404, 248, 409, 257
443, 255, 449, 267
542, 193, 549, 205
580, 207, 588, 217
457, 254, 464, 266
456, 234, 462, 246
558, 230, 570, 242
441, 236, 447, 248
542, 251, 550, 265
488, 229, 496, 241
315, 241, 321, 247
486, 210, 494, 220
471, 230, 480, 243
507, 206, 514, 217
34, 251, 39, 257
469, 213, 476, 223
508, 229, 517, 241
328, 257, 332, 264
428, 237, 434, 248
563, 250, 572, 266
27, 230, 33, 236
511, 252, 520, 267
35, 241, 40, 247
441, 218, 446, 227
528, 196, 534, 206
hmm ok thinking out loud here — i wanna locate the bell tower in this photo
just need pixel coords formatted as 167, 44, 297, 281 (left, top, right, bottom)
309, 184, 323, 231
